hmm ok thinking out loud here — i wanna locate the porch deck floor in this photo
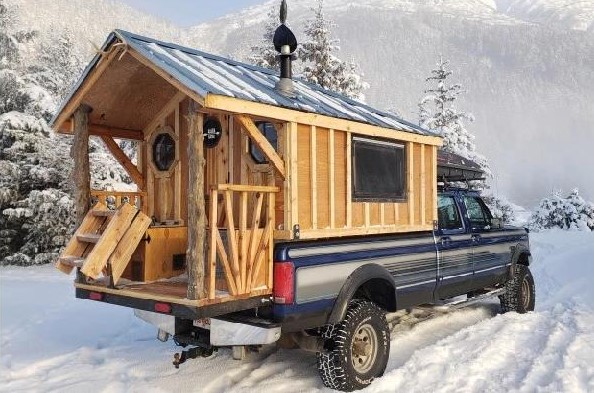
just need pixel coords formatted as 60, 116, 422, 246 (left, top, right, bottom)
122, 281, 189, 299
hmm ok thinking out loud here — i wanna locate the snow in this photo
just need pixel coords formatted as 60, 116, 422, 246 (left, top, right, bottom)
1, 231, 593, 392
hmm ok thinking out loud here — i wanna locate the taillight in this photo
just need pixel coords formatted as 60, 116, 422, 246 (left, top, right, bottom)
273, 261, 295, 304
154, 302, 172, 314
89, 292, 103, 301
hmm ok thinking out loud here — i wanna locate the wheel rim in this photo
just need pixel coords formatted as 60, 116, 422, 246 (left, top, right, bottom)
351, 323, 378, 374
521, 277, 531, 309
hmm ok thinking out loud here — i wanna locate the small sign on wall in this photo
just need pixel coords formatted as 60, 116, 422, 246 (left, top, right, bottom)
203, 117, 222, 148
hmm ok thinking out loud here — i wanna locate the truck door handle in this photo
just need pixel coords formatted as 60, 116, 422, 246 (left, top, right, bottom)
440, 237, 451, 246
472, 234, 481, 242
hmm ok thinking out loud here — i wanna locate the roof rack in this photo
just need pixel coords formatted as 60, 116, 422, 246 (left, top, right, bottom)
436, 150, 484, 183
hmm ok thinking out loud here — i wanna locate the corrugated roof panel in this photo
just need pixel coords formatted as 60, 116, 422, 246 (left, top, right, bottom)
52, 29, 439, 139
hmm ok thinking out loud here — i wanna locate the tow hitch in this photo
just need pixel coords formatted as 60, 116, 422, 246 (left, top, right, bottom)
173, 346, 215, 368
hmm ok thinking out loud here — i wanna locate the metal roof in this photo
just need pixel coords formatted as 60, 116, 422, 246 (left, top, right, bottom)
52, 29, 439, 138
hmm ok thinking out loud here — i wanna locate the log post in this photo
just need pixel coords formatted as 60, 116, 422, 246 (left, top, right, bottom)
186, 102, 206, 300
70, 104, 93, 226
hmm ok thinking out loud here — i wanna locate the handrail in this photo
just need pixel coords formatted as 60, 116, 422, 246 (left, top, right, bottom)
207, 184, 278, 300
213, 184, 280, 193
91, 190, 146, 211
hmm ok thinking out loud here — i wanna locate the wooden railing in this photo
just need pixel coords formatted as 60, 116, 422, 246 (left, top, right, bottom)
91, 190, 146, 211
207, 184, 279, 300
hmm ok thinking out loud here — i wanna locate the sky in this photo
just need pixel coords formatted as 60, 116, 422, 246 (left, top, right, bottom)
119, 0, 267, 26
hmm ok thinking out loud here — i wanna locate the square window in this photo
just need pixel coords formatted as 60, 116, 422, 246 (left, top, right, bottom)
352, 137, 406, 202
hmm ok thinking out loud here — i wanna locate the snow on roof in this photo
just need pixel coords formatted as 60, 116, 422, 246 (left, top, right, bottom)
53, 29, 438, 138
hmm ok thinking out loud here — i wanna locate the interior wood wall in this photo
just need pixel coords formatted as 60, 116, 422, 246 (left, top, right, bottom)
141, 96, 188, 225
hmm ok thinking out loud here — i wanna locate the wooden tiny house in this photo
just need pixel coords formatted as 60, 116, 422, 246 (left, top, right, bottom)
52, 30, 441, 314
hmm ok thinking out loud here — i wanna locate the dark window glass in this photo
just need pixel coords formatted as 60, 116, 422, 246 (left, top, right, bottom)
438, 195, 463, 230
153, 133, 176, 171
250, 122, 278, 164
352, 137, 405, 201
464, 196, 492, 228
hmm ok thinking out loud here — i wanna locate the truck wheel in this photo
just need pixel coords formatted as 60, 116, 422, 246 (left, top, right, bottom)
500, 264, 535, 313
316, 300, 390, 391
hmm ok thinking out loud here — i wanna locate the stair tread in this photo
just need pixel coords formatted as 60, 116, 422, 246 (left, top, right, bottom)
91, 209, 116, 217
77, 233, 102, 243
59, 256, 85, 267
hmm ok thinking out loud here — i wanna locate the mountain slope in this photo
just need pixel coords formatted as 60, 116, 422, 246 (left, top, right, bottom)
11, 0, 594, 207
188, 0, 594, 206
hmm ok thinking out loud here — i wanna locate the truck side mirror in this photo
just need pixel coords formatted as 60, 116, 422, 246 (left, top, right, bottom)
490, 218, 503, 229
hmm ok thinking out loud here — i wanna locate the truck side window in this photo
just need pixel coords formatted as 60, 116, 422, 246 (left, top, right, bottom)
437, 195, 463, 230
463, 196, 492, 228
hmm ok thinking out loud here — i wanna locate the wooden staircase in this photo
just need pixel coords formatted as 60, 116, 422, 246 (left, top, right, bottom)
56, 202, 152, 285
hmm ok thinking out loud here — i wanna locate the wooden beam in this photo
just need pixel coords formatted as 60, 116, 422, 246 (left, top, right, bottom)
346, 132, 352, 228
100, 136, 145, 191
213, 184, 279, 193
186, 105, 207, 300
70, 104, 93, 226
310, 126, 317, 229
329, 129, 335, 229
420, 144, 426, 225
431, 145, 438, 223
204, 94, 443, 147
59, 120, 144, 140
208, 190, 218, 299
287, 122, 299, 233
236, 114, 286, 179
407, 142, 415, 226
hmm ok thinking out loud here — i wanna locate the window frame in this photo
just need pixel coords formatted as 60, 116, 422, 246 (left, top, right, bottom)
148, 125, 179, 178
351, 136, 407, 203
437, 194, 465, 232
463, 196, 493, 230
249, 121, 278, 165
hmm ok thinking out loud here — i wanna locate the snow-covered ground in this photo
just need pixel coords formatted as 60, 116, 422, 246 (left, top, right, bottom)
1, 231, 593, 392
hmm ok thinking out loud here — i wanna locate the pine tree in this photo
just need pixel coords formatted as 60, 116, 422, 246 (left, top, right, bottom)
299, 0, 367, 101
249, 5, 279, 70
0, 0, 38, 116
419, 56, 480, 162
419, 56, 518, 223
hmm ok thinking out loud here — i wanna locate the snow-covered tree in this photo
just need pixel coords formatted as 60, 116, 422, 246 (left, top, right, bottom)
299, 0, 367, 101
26, 28, 84, 102
419, 56, 518, 222
249, 5, 279, 70
419, 56, 482, 164
0, 0, 39, 117
0, 4, 129, 265
0, 112, 75, 265
529, 189, 594, 232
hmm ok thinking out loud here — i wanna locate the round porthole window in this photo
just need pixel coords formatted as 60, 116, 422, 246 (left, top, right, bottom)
153, 133, 176, 171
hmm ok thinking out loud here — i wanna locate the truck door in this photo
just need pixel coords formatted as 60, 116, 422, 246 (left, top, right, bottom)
435, 193, 475, 299
462, 195, 508, 289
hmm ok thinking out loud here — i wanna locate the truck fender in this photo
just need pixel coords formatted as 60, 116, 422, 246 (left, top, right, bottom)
509, 243, 531, 275
327, 264, 396, 325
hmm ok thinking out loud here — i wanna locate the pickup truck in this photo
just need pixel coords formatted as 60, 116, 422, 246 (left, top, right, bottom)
133, 187, 534, 391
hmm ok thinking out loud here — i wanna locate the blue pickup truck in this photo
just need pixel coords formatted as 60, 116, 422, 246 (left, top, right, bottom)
135, 186, 533, 391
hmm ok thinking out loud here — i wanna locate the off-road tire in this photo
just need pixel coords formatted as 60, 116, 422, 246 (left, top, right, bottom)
500, 264, 535, 313
316, 300, 390, 391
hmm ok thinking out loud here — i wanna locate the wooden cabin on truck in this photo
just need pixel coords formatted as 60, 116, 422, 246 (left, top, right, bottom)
52, 28, 441, 313
51, 6, 536, 390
